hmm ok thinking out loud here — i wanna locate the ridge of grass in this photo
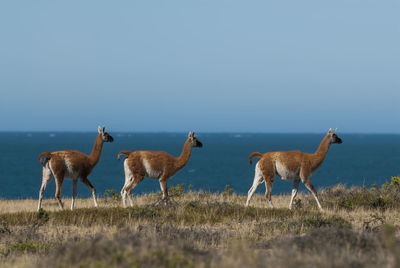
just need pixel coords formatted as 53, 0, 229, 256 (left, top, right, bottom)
1, 182, 400, 268
0, 201, 349, 230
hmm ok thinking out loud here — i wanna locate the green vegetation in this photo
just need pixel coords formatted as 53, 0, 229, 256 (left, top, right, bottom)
222, 185, 234, 197
1, 242, 50, 257
104, 189, 121, 201
0, 201, 348, 230
302, 177, 400, 211
1, 182, 400, 267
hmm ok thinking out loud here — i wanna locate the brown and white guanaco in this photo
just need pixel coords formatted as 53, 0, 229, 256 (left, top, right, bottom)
117, 132, 202, 207
37, 126, 114, 210
246, 128, 342, 211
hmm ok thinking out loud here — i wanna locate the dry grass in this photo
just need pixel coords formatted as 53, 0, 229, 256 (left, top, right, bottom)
1, 183, 400, 268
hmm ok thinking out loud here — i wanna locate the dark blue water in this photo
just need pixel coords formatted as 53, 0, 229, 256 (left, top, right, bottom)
0, 132, 399, 200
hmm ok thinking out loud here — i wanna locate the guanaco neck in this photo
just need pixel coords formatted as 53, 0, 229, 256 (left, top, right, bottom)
174, 140, 193, 171
88, 134, 104, 167
311, 134, 331, 171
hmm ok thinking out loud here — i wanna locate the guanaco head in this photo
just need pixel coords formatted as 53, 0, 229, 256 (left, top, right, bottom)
188, 132, 203, 148
327, 128, 342, 144
98, 126, 114, 143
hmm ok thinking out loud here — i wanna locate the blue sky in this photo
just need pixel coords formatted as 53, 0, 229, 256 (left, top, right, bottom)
0, 1, 399, 133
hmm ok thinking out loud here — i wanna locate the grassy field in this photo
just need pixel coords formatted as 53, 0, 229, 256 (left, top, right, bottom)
1, 181, 400, 268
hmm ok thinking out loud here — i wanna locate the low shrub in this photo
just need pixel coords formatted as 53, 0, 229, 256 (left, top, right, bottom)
104, 189, 121, 201
222, 185, 234, 197
1, 242, 50, 257
300, 178, 400, 211
168, 184, 185, 198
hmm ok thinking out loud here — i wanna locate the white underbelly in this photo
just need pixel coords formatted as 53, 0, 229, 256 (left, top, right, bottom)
275, 161, 299, 180
64, 171, 79, 179
64, 159, 80, 179
143, 159, 161, 179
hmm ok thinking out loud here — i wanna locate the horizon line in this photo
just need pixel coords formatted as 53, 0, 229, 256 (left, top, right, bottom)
1, 130, 400, 135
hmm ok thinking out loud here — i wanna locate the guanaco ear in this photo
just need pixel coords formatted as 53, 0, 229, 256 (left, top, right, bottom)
192, 132, 195, 137
98, 126, 102, 134
188, 132, 193, 138
328, 128, 332, 134
102, 126, 106, 133
332, 128, 337, 134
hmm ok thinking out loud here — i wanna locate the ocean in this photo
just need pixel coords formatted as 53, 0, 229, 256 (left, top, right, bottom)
0, 132, 399, 200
